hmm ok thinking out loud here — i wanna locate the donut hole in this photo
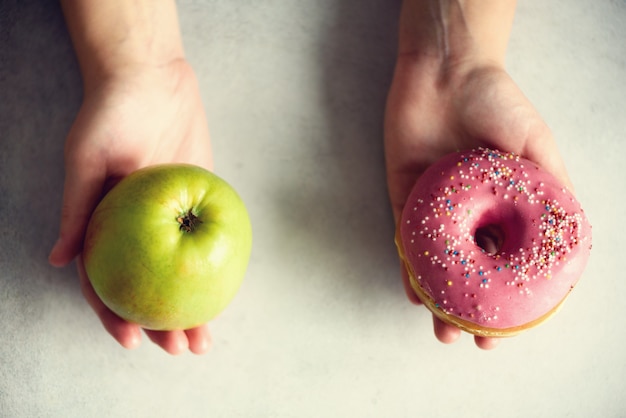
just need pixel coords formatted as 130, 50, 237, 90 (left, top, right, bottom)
474, 224, 505, 255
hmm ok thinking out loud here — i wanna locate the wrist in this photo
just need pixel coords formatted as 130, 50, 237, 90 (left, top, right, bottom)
61, 0, 185, 92
397, 0, 516, 75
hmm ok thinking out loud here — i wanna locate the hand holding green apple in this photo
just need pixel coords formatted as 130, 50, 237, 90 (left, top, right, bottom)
83, 164, 252, 331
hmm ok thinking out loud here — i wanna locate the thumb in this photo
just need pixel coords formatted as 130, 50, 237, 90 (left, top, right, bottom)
49, 157, 106, 267
522, 124, 576, 195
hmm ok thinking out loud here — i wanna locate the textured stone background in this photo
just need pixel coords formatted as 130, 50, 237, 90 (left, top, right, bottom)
1, 1, 624, 417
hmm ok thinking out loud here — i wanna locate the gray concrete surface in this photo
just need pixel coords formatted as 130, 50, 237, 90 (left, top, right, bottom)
1, 1, 625, 417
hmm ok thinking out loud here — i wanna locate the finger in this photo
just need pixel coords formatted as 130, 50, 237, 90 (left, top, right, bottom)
185, 324, 212, 354
49, 153, 106, 267
474, 335, 500, 350
523, 124, 574, 193
392, 191, 422, 306
400, 261, 422, 305
144, 329, 189, 355
432, 316, 461, 344
76, 256, 142, 349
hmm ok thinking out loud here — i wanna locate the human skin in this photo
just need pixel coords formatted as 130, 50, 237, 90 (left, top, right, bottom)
48, 0, 572, 353
384, 0, 573, 349
49, 0, 213, 355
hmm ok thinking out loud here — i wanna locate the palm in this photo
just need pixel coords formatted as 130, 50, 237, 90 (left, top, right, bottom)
384, 62, 571, 348
52, 61, 213, 354
66, 61, 212, 182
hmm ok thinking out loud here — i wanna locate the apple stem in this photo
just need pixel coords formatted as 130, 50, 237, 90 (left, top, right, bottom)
177, 209, 202, 233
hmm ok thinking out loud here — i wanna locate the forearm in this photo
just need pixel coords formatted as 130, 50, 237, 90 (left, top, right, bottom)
60, 0, 185, 91
398, 0, 517, 68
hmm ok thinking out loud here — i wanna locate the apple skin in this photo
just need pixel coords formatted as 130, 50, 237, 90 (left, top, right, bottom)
83, 164, 252, 331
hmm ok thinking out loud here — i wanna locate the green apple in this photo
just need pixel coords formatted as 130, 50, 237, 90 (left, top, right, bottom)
83, 164, 252, 331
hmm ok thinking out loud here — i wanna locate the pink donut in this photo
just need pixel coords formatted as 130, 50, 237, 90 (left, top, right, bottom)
396, 148, 592, 337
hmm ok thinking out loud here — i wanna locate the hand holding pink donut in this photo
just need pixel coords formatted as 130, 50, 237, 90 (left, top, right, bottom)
385, 0, 579, 349
396, 148, 591, 339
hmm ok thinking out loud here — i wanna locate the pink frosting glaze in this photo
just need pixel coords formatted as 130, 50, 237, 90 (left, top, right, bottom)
399, 148, 592, 331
